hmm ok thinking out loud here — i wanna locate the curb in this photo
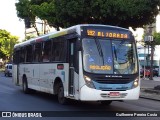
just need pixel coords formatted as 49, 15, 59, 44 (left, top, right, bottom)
140, 95, 160, 101
140, 89, 160, 101
144, 89, 160, 94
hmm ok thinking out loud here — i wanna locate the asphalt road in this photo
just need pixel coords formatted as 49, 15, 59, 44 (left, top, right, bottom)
0, 73, 160, 120
140, 77, 160, 88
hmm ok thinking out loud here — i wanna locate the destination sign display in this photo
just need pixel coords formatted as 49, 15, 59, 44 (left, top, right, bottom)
86, 28, 130, 39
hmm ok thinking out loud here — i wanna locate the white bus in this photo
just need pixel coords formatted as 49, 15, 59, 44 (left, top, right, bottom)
13, 24, 140, 105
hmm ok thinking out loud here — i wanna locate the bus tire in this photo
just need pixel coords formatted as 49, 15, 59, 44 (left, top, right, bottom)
100, 101, 112, 105
22, 77, 30, 94
57, 83, 67, 105
7, 72, 10, 77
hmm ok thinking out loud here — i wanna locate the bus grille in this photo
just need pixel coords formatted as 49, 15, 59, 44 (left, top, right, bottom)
94, 77, 131, 84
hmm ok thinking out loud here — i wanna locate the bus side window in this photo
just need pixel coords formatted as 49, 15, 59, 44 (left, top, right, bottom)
51, 38, 66, 62
33, 43, 42, 62
26, 45, 33, 62
13, 49, 20, 64
20, 48, 25, 63
42, 40, 51, 62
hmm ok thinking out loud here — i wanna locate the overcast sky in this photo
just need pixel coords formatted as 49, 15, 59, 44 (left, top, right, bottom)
0, 0, 25, 40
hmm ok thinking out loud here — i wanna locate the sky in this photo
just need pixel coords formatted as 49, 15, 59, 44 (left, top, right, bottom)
0, 0, 25, 40
156, 14, 160, 32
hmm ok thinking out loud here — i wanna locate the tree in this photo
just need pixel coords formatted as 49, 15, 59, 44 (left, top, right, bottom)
0, 29, 19, 62
16, 0, 160, 30
153, 32, 160, 44
15, 0, 40, 36
30, 1, 59, 30
52, 0, 160, 29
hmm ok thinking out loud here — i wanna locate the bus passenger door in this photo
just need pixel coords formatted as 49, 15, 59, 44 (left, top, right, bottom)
68, 38, 79, 98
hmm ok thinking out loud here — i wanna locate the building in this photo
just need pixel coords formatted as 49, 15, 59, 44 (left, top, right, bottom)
138, 46, 160, 69
136, 12, 160, 76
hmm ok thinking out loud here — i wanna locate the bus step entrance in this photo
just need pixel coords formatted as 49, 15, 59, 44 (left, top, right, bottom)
69, 94, 74, 97
69, 85, 74, 95
69, 68, 74, 95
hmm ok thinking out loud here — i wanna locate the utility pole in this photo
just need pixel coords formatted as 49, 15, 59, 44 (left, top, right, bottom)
148, 26, 154, 80
147, 45, 149, 67
143, 45, 146, 79
150, 42, 154, 80
144, 25, 154, 80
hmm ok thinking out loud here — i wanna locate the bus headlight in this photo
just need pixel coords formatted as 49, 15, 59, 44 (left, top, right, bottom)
133, 78, 139, 88
84, 76, 95, 89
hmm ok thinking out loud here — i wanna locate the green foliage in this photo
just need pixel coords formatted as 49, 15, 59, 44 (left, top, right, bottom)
0, 30, 19, 60
15, 0, 30, 18
153, 32, 160, 45
52, 0, 160, 28
16, 0, 160, 29
31, 1, 57, 27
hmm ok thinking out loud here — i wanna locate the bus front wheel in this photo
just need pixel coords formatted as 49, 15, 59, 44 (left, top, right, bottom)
58, 83, 68, 104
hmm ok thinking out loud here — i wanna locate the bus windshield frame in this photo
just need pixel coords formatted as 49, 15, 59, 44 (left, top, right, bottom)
82, 38, 138, 75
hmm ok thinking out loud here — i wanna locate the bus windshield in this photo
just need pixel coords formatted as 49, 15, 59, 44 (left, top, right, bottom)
82, 38, 138, 74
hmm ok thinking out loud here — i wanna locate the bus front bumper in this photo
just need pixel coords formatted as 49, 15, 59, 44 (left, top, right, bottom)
80, 85, 140, 101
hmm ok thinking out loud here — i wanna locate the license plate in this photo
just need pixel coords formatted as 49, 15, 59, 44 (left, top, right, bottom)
109, 92, 120, 97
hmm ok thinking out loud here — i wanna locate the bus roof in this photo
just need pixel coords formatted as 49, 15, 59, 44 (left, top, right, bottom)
14, 24, 130, 49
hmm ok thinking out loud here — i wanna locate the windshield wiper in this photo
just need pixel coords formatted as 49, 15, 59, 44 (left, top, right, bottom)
94, 38, 104, 65
113, 45, 117, 61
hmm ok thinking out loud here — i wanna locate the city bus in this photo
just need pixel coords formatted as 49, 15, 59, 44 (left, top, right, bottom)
13, 24, 140, 105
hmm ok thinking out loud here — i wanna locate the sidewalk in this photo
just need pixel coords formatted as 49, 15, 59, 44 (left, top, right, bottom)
140, 76, 160, 101
141, 76, 160, 81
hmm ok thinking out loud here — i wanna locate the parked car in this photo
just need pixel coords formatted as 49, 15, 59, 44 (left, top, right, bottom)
4, 64, 12, 77
153, 69, 158, 77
